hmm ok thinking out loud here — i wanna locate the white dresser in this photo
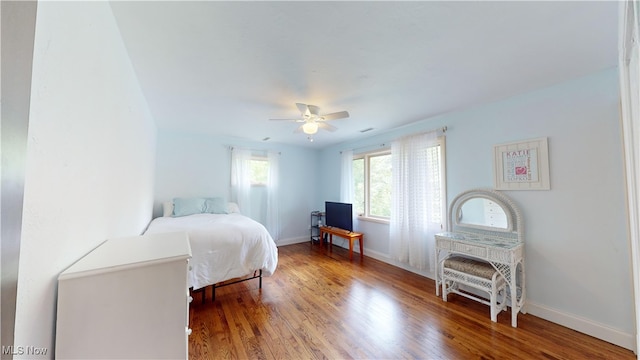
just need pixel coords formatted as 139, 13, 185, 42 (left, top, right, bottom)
55, 232, 192, 359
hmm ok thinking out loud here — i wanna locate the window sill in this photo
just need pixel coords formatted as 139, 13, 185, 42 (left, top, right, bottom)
357, 216, 390, 225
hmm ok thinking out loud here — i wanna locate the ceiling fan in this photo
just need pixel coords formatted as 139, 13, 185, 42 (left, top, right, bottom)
269, 103, 349, 135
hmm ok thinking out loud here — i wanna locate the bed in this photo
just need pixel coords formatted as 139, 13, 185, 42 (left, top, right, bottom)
144, 197, 278, 302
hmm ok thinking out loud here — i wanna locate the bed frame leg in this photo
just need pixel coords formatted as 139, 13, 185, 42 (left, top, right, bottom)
205, 270, 263, 303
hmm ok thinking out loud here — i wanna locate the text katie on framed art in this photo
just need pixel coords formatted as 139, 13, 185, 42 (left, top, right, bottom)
493, 137, 550, 190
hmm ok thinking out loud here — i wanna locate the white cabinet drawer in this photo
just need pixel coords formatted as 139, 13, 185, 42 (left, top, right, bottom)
452, 242, 487, 258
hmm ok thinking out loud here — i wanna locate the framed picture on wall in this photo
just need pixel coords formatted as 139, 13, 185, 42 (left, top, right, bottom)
493, 137, 550, 190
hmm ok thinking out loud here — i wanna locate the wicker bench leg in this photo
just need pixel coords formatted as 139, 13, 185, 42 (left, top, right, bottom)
442, 281, 447, 302
490, 273, 500, 322
442, 258, 506, 323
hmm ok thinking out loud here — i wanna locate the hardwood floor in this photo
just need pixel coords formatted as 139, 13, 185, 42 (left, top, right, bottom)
189, 242, 635, 359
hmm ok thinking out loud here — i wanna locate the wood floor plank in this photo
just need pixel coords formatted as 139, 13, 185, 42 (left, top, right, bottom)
189, 242, 635, 359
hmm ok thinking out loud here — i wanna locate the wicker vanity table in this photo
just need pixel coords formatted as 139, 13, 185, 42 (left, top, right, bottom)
435, 188, 525, 327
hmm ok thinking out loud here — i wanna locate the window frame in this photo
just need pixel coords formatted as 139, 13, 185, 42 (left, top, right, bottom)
353, 136, 447, 226
354, 148, 392, 224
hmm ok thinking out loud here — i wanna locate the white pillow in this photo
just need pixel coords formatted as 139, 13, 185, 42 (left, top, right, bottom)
227, 202, 240, 214
162, 201, 174, 217
164, 200, 239, 216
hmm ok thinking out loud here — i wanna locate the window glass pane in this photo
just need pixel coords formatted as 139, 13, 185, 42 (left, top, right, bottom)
352, 140, 444, 224
369, 153, 392, 218
426, 145, 442, 223
353, 158, 365, 215
250, 159, 269, 185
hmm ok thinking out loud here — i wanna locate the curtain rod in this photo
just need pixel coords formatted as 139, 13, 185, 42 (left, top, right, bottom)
342, 126, 447, 154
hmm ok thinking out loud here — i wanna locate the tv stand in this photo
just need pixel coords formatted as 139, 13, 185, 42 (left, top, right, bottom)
319, 226, 364, 261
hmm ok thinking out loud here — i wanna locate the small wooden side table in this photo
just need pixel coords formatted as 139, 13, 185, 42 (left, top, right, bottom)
319, 226, 364, 261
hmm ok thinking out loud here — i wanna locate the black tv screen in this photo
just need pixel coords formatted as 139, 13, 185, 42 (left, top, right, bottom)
325, 201, 353, 231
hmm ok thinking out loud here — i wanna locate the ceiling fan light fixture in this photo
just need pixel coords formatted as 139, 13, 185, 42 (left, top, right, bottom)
302, 121, 318, 134
269, 103, 349, 137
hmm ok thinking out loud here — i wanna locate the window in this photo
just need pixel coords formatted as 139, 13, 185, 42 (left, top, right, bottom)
353, 139, 445, 224
250, 157, 269, 185
425, 143, 444, 225
353, 149, 392, 221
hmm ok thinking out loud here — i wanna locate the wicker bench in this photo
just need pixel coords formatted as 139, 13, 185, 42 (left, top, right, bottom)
441, 256, 507, 322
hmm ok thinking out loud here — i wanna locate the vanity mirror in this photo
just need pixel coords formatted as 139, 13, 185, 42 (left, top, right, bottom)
454, 192, 514, 232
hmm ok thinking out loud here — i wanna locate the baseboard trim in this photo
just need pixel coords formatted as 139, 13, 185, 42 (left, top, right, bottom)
276, 236, 309, 247
526, 301, 636, 352
363, 248, 436, 279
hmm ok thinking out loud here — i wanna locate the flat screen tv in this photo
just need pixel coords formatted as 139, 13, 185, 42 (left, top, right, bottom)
325, 201, 353, 232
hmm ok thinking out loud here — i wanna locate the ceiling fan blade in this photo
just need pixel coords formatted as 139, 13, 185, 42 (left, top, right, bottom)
295, 103, 310, 116
307, 105, 320, 116
320, 111, 349, 121
318, 122, 337, 132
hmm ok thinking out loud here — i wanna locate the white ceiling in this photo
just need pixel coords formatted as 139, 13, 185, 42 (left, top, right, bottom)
110, 1, 619, 149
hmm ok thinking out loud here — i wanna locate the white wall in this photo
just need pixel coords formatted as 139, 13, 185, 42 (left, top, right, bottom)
154, 130, 319, 244
14, 2, 156, 356
319, 68, 634, 350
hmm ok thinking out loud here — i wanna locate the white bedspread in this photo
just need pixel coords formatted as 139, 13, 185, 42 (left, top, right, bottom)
145, 213, 278, 290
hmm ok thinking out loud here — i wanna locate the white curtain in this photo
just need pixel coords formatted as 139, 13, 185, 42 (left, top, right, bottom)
389, 131, 441, 271
266, 151, 280, 240
230, 148, 252, 217
618, 0, 640, 352
340, 150, 354, 203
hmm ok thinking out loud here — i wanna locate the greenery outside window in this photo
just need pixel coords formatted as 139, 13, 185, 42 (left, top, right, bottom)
250, 157, 269, 186
353, 139, 445, 224
353, 149, 392, 222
